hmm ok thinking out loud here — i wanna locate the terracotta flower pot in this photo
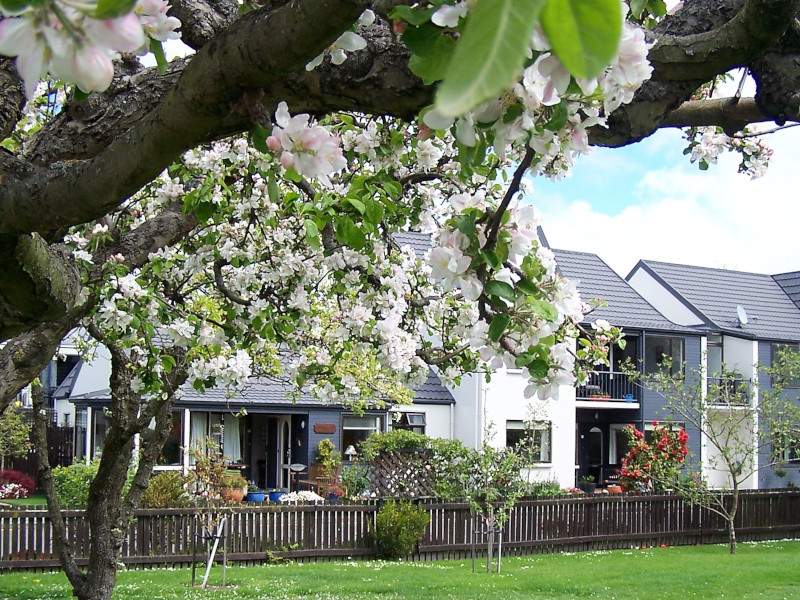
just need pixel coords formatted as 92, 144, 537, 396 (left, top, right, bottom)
221, 487, 245, 503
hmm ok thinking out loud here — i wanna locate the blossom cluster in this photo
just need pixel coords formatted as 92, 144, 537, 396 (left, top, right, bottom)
684, 126, 773, 179
0, 0, 181, 97
0, 482, 29, 499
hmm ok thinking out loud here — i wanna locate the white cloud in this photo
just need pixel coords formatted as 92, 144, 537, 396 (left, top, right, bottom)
537, 127, 800, 278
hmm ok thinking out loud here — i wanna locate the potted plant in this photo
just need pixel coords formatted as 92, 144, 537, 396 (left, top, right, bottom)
268, 489, 286, 502
219, 473, 247, 503
578, 475, 596, 494
245, 481, 265, 503
327, 483, 345, 503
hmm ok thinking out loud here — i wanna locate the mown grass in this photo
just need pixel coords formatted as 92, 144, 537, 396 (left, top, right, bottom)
1, 493, 47, 507
1, 541, 799, 600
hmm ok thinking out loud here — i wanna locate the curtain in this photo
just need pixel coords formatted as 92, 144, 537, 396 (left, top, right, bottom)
224, 414, 242, 463
189, 412, 207, 464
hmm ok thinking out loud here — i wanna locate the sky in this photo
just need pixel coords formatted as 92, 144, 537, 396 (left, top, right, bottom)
529, 124, 800, 279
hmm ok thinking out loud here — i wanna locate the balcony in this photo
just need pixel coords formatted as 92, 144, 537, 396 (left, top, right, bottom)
706, 376, 752, 407
576, 371, 638, 406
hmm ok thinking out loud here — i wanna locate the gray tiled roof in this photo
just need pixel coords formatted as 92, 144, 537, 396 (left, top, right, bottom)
553, 249, 694, 333
636, 260, 800, 342
392, 231, 432, 257
773, 271, 800, 309
412, 370, 455, 405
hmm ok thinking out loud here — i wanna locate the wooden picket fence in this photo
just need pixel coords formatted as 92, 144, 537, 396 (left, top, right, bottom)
2, 490, 799, 571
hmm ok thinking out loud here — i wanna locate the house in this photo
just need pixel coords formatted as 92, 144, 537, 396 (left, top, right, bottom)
627, 260, 800, 488
66, 360, 454, 491
394, 231, 704, 489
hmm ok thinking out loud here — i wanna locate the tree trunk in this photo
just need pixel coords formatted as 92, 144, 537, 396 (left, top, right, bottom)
727, 487, 740, 555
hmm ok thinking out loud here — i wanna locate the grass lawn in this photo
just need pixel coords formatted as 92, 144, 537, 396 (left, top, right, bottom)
0, 493, 47, 507
1, 541, 799, 600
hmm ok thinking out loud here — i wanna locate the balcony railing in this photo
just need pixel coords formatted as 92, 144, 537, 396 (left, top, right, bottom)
576, 371, 637, 403
707, 376, 752, 406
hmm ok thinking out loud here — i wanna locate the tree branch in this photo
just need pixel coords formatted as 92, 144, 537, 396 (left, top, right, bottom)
0, 0, 371, 235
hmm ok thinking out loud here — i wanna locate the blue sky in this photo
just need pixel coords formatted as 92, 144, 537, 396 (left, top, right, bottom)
528, 125, 800, 279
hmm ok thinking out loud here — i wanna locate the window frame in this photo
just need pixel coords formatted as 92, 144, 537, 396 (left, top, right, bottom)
645, 335, 685, 377
505, 420, 552, 464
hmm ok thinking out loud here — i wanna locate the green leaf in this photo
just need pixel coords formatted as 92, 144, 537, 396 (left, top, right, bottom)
630, 0, 647, 18
365, 198, 384, 225
267, 171, 280, 204
485, 280, 516, 302
73, 88, 90, 103
408, 32, 457, 85
390, 5, 437, 26
528, 358, 550, 379
0, 0, 36, 10
334, 217, 366, 250
304, 219, 320, 251
149, 39, 168, 74
194, 201, 216, 223
544, 99, 568, 132
347, 198, 366, 214
482, 249, 501, 270
540, 0, 622, 80
435, 0, 546, 117
517, 278, 539, 296
161, 354, 176, 374
455, 214, 477, 236
251, 125, 270, 153
383, 180, 403, 199
528, 299, 558, 321
488, 313, 511, 342
94, 0, 137, 18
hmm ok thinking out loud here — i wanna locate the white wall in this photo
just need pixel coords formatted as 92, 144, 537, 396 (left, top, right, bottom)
392, 404, 453, 440
480, 368, 576, 488
627, 268, 704, 326
449, 373, 484, 449
723, 336, 758, 380
704, 408, 758, 489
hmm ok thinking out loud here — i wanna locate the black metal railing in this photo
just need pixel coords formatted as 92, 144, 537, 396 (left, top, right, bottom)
576, 371, 637, 402
707, 376, 752, 406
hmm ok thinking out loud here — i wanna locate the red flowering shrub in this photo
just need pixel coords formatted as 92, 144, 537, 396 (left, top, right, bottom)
619, 422, 689, 492
0, 469, 36, 495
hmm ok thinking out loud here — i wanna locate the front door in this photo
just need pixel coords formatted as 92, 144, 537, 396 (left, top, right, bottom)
277, 417, 292, 490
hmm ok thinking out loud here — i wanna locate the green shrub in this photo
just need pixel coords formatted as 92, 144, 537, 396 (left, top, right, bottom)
373, 500, 430, 559
340, 463, 371, 497
359, 430, 429, 460
53, 460, 134, 506
525, 478, 564, 498
142, 471, 191, 508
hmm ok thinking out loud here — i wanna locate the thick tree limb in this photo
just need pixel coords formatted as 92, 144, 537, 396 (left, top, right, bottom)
0, 0, 370, 235
660, 97, 779, 133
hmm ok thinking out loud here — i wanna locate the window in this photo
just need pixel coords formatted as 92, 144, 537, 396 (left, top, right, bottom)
772, 343, 800, 388
141, 412, 183, 466
342, 415, 382, 455
391, 412, 426, 435
609, 424, 631, 465
645, 336, 684, 376
506, 420, 551, 463
644, 421, 685, 446
773, 431, 800, 464
187, 412, 243, 464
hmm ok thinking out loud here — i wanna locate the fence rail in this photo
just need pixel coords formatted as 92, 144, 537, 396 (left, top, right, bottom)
2, 490, 799, 571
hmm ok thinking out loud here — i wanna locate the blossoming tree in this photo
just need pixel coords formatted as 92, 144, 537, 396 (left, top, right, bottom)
1, 0, 800, 598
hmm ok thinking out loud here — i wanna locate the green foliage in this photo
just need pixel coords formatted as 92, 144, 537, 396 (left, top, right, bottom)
358, 429, 429, 460
525, 478, 564, 497
53, 461, 100, 506
316, 438, 341, 477
0, 402, 31, 464
540, 0, 622, 79
53, 460, 134, 506
340, 463, 370, 498
142, 471, 191, 508
435, 0, 545, 116
220, 473, 247, 489
373, 500, 430, 559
